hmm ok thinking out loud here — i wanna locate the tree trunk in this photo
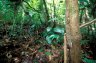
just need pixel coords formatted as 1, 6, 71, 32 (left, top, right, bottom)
65, 0, 81, 63
42, 0, 49, 22
53, 0, 56, 18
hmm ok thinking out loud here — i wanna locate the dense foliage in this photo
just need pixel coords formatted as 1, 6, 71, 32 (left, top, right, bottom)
0, 0, 96, 63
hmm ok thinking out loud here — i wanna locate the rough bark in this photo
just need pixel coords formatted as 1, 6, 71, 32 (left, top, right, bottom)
65, 0, 81, 63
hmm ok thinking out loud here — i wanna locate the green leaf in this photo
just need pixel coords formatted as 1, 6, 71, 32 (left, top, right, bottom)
46, 36, 52, 44
53, 27, 64, 34
80, 40, 89, 45
46, 27, 52, 32
39, 48, 44, 52
45, 52, 52, 56
46, 34, 59, 44
83, 58, 96, 63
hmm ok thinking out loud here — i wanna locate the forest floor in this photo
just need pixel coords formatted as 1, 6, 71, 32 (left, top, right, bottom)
0, 23, 64, 63
0, 23, 96, 63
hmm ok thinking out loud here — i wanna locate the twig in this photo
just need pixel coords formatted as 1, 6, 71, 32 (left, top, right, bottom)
21, 44, 38, 55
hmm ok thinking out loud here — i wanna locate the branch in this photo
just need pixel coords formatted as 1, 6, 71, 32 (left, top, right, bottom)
80, 19, 96, 28
21, 44, 38, 55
